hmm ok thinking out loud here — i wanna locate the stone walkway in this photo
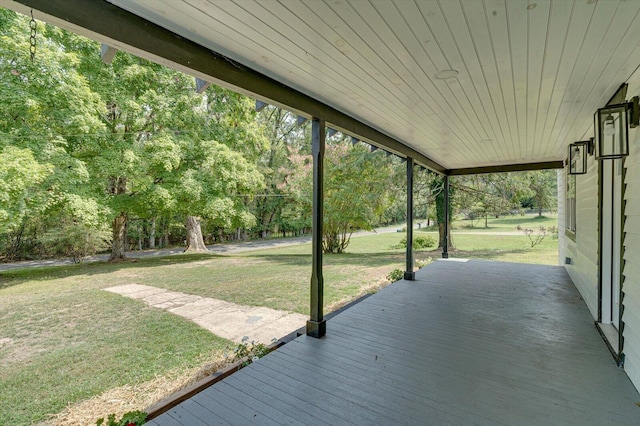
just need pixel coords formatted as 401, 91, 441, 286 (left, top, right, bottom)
104, 284, 306, 344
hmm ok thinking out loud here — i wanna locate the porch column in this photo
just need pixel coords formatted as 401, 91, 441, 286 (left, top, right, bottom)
404, 158, 415, 280
442, 175, 450, 259
307, 118, 326, 338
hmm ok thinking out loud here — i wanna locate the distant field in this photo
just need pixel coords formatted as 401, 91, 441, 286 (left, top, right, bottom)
451, 212, 558, 232
0, 227, 558, 424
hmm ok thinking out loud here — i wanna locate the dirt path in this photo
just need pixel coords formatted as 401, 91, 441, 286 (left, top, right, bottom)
104, 284, 306, 344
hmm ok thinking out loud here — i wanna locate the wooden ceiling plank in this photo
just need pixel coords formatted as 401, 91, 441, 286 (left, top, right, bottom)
550, 1, 640, 154
554, 2, 640, 155
533, 0, 576, 159
314, 0, 473, 165
308, 1, 440, 123
526, 0, 551, 160
484, 0, 519, 161
215, 1, 419, 139
538, 0, 593, 156
545, 1, 618, 151
163, 0, 420, 154
458, 0, 514, 162
292, 0, 449, 158
370, 0, 481, 165
508, 1, 531, 162
395, 2, 487, 153
424, 1, 501, 152
414, 1, 497, 165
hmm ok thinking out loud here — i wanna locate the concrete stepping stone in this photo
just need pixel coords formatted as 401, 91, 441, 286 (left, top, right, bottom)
104, 284, 306, 344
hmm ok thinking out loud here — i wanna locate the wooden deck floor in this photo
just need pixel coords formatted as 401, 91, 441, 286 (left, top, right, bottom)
148, 260, 640, 425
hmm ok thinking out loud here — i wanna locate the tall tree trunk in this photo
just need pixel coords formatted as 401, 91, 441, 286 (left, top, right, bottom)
149, 217, 156, 249
437, 223, 454, 251
108, 176, 128, 260
184, 215, 208, 253
110, 212, 127, 261
434, 177, 455, 251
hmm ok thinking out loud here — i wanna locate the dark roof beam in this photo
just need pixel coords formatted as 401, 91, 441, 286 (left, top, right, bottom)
448, 161, 564, 176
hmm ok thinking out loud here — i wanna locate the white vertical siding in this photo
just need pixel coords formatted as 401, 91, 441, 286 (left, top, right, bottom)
561, 67, 640, 392
564, 66, 640, 391
564, 153, 599, 319
622, 93, 640, 388
557, 169, 566, 266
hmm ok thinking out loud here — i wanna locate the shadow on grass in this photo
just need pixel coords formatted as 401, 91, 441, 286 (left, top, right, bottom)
0, 253, 223, 290
242, 251, 406, 268
481, 215, 550, 226
0, 250, 407, 290
423, 247, 536, 260
0, 244, 551, 291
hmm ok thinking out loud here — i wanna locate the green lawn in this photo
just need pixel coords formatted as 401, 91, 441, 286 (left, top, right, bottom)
0, 230, 557, 424
450, 212, 558, 232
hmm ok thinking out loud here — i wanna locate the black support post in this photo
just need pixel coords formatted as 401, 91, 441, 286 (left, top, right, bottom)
306, 118, 326, 338
404, 158, 415, 280
443, 175, 450, 259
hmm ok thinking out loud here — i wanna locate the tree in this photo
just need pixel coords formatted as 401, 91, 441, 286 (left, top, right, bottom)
0, 147, 51, 233
454, 173, 533, 227
70, 41, 266, 257
526, 170, 557, 216
172, 138, 265, 252
284, 139, 396, 253
431, 175, 455, 250
253, 107, 306, 238
0, 10, 109, 258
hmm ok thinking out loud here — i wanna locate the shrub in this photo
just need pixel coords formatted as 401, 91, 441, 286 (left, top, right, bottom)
392, 235, 436, 250
96, 410, 146, 426
42, 223, 111, 263
386, 269, 404, 282
228, 336, 273, 368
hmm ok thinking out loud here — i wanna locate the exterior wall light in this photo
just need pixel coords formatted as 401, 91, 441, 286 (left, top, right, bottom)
569, 140, 589, 175
595, 96, 639, 160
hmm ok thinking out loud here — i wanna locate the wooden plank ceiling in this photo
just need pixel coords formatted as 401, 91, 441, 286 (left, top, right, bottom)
7, 0, 640, 171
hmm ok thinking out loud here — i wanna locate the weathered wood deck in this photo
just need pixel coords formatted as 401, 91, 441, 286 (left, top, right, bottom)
148, 260, 640, 425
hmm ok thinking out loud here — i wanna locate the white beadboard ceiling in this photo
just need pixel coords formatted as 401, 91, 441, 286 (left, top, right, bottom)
31, 1, 640, 170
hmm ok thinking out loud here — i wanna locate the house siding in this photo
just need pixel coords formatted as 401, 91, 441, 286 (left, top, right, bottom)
622, 110, 640, 389
563, 67, 640, 392
564, 155, 599, 319
557, 170, 566, 266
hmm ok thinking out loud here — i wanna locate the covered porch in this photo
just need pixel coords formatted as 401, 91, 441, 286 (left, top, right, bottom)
148, 259, 640, 425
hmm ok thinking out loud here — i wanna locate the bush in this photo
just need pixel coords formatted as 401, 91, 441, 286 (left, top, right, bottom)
386, 269, 404, 282
393, 235, 436, 250
42, 223, 111, 263
96, 410, 146, 426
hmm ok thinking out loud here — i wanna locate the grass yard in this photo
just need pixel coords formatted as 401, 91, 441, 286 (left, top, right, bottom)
451, 212, 558, 232
0, 230, 557, 425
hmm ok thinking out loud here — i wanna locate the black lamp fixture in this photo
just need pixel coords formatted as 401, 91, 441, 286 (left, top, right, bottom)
595, 96, 639, 159
569, 140, 589, 175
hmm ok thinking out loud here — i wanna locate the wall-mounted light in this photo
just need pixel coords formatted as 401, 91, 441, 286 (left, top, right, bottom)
569, 141, 589, 175
595, 96, 639, 160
